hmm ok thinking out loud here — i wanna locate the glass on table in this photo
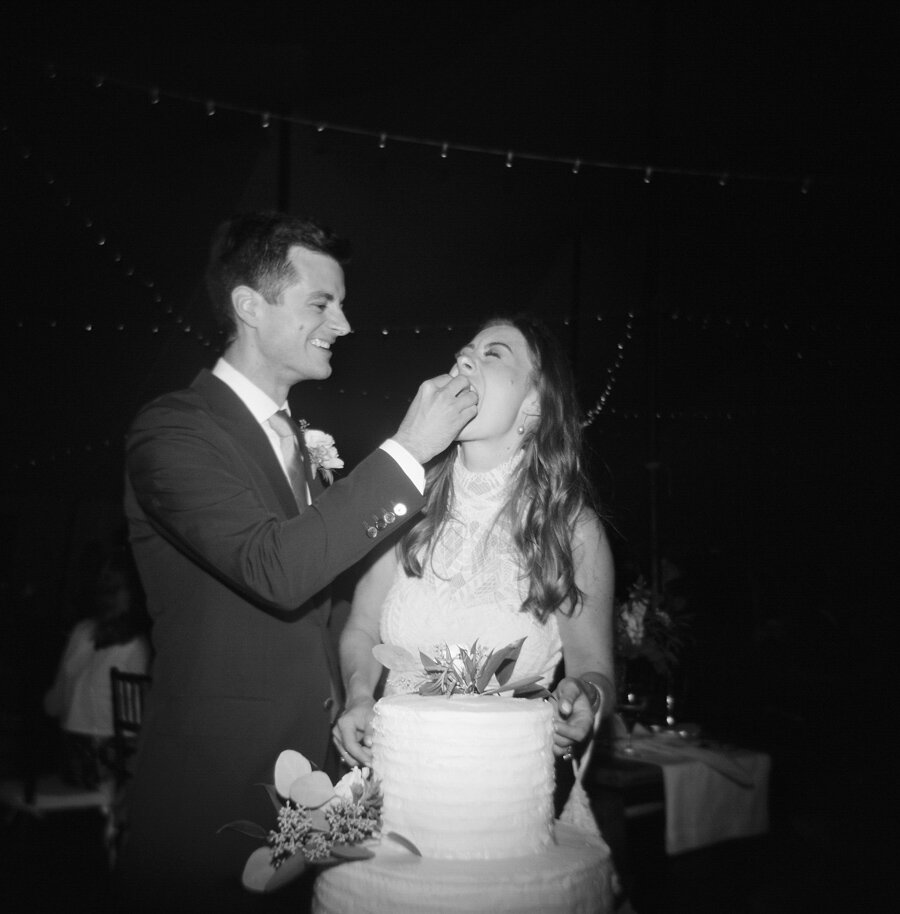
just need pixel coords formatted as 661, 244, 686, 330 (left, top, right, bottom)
616, 691, 648, 754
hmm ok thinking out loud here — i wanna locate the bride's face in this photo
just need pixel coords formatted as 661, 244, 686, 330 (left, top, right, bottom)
449, 324, 539, 443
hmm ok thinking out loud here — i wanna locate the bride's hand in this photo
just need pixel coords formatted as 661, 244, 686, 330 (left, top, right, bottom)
332, 697, 376, 767
551, 678, 596, 758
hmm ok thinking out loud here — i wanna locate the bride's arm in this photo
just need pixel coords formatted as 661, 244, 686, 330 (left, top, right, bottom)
553, 510, 616, 755
332, 543, 397, 765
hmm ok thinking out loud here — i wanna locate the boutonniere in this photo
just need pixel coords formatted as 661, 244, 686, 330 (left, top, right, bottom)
303, 429, 343, 484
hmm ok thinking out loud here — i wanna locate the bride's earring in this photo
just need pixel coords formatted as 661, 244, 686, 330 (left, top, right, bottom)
517, 424, 525, 435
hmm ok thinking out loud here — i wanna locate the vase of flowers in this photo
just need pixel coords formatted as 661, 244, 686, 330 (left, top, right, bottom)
615, 575, 688, 724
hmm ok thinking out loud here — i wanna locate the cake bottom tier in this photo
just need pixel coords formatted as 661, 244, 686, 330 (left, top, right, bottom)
312, 822, 617, 914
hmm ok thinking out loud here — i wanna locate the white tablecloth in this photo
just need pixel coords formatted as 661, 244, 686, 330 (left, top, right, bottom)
615, 729, 770, 855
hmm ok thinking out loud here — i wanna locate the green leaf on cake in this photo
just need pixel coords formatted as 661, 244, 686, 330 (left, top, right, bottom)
265, 846, 310, 892
477, 637, 526, 690
385, 832, 423, 856
372, 643, 420, 671
288, 770, 335, 808
262, 783, 281, 814
331, 843, 376, 860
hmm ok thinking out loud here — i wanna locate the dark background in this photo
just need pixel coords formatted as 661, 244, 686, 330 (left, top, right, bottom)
0, 2, 895, 742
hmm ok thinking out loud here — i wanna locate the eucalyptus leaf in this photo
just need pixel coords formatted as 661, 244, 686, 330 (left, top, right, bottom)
242, 846, 278, 893
266, 848, 310, 892
263, 783, 281, 814
372, 644, 421, 672
289, 770, 335, 808
274, 750, 312, 798
217, 819, 269, 840
331, 843, 375, 860
309, 807, 331, 832
385, 832, 423, 856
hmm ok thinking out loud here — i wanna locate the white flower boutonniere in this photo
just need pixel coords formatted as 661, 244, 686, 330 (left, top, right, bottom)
304, 429, 343, 484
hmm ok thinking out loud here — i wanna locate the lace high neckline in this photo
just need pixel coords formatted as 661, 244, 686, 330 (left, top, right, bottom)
452, 449, 522, 503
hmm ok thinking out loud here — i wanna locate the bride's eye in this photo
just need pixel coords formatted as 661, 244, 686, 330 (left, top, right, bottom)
484, 348, 500, 358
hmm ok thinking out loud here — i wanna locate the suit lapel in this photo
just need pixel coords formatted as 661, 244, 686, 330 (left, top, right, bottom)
191, 370, 301, 519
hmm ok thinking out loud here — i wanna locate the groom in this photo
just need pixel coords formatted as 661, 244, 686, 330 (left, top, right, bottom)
113, 212, 478, 912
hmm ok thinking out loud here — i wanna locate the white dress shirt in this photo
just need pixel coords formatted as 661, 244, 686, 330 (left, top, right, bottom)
211, 358, 424, 494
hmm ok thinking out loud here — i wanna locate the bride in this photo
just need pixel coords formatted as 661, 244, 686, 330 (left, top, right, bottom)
332, 314, 615, 772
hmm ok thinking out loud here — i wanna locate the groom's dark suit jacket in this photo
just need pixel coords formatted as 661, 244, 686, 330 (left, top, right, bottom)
114, 370, 422, 912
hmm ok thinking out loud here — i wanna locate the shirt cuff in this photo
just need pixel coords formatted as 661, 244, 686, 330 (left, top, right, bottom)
379, 439, 425, 494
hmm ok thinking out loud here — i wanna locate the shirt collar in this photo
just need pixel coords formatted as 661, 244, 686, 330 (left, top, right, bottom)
212, 357, 288, 424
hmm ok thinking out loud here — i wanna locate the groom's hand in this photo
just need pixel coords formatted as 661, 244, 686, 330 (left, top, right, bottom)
392, 374, 478, 464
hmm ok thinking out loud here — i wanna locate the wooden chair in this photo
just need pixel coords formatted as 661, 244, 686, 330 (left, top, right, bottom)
109, 667, 151, 787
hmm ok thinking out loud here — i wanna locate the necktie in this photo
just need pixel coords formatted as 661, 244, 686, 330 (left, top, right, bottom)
267, 410, 309, 508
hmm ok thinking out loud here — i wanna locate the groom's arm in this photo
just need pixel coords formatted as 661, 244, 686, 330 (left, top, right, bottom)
126, 398, 423, 612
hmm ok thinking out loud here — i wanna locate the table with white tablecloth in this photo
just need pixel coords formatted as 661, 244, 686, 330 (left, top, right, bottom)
588, 722, 771, 891
615, 728, 770, 855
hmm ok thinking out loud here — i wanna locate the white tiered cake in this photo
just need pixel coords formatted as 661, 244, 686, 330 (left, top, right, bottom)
376, 694, 554, 859
312, 694, 615, 914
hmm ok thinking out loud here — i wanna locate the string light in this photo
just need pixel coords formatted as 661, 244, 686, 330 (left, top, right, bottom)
15, 57, 820, 190
583, 311, 636, 426
2, 117, 217, 349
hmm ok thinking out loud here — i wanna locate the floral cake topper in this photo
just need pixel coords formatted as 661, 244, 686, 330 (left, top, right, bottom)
373, 638, 549, 698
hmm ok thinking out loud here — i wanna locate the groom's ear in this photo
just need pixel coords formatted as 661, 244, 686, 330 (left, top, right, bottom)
232, 285, 263, 329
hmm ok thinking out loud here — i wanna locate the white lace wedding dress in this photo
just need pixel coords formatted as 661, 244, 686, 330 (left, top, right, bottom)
379, 453, 562, 696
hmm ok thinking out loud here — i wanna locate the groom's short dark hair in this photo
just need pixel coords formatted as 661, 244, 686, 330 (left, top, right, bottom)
205, 212, 350, 343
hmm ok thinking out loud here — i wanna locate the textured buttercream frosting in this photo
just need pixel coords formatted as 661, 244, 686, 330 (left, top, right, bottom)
372, 693, 555, 860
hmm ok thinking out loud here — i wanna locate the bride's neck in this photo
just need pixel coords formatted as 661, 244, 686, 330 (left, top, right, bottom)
457, 440, 522, 473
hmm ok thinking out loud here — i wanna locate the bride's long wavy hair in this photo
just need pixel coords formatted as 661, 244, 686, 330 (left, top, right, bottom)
398, 314, 599, 623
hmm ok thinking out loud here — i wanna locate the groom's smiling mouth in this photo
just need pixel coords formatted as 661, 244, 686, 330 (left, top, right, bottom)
310, 338, 332, 350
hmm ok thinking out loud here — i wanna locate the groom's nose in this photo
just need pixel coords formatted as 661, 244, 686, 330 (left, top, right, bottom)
329, 309, 351, 336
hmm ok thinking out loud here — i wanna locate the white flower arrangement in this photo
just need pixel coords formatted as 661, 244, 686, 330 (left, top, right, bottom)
220, 749, 382, 894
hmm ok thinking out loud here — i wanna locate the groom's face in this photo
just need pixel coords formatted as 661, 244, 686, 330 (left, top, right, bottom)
257, 246, 350, 385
